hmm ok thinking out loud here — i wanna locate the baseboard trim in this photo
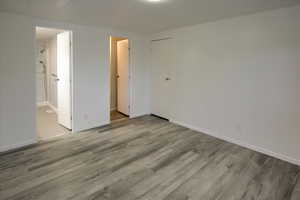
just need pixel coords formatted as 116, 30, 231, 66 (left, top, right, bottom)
73, 121, 110, 133
0, 139, 38, 153
47, 103, 58, 113
37, 101, 58, 113
39, 133, 68, 141
170, 119, 300, 167
37, 101, 48, 107
130, 113, 150, 119
110, 107, 117, 112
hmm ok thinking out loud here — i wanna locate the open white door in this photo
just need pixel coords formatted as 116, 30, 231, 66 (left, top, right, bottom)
117, 39, 130, 116
57, 31, 72, 129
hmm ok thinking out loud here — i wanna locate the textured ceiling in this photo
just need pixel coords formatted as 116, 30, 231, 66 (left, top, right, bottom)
0, 0, 299, 34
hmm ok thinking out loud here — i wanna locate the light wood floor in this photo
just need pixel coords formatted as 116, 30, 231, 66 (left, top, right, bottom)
1, 115, 300, 200
110, 110, 128, 121
37, 106, 70, 141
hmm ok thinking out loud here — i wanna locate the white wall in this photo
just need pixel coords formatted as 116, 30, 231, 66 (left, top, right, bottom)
129, 37, 151, 117
0, 13, 37, 151
0, 12, 150, 151
150, 6, 300, 165
47, 36, 58, 108
35, 21, 150, 132
71, 27, 110, 131
36, 37, 58, 108
36, 41, 47, 104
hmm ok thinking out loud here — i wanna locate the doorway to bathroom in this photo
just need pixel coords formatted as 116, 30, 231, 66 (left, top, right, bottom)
110, 36, 130, 121
35, 27, 73, 140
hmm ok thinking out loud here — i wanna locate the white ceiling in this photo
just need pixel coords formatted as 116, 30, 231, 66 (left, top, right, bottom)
1, 0, 300, 34
36, 27, 64, 41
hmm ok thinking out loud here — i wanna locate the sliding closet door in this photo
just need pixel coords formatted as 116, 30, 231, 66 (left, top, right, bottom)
150, 39, 174, 120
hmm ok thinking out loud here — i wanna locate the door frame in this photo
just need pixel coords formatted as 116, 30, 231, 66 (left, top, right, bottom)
109, 36, 132, 121
34, 25, 74, 134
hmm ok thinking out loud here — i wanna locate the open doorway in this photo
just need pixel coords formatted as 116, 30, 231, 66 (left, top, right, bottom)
110, 36, 130, 122
35, 27, 73, 140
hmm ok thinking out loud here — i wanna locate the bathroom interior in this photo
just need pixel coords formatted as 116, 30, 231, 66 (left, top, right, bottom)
36, 27, 70, 140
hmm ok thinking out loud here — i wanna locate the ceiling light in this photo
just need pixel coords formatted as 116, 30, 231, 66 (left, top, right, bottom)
147, 0, 162, 2
142, 0, 168, 3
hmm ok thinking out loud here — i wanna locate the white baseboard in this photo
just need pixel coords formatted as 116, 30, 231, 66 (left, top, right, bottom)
110, 107, 117, 111
170, 119, 300, 167
37, 101, 58, 113
37, 101, 48, 107
39, 133, 68, 141
47, 103, 58, 113
73, 121, 110, 133
130, 113, 150, 119
0, 139, 37, 153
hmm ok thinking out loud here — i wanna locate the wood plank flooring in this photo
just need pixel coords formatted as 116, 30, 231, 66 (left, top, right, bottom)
110, 111, 128, 121
1, 115, 300, 200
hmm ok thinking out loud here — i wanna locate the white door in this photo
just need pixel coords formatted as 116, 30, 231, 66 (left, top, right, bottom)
117, 39, 130, 116
150, 39, 174, 119
57, 31, 72, 129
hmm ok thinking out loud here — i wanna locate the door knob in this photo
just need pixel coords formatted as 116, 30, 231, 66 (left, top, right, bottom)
165, 78, 171, 81
55, 78, 60, 82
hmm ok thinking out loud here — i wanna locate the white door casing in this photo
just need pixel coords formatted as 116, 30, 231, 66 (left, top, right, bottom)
57, 31, 72, 129
117, 39, 130, 116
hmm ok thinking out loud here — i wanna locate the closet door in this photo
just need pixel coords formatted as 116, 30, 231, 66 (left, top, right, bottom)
117, 39, 130, 116
150, 39, 174, 120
